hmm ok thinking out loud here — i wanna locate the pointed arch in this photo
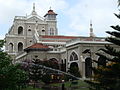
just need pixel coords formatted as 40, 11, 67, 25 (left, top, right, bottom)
18, 42, 23, 52
70, 51, 78, 61
49, 58, 58, 63
69, 62, 81, 77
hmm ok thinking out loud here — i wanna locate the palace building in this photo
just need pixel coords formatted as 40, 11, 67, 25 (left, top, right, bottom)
5, 4, 114, 78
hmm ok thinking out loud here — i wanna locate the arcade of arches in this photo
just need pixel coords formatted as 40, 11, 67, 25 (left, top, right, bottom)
68, 51, 107, 78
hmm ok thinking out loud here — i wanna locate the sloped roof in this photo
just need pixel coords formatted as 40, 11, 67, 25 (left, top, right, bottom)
24, 43, 50, 52
44, 10, 57, 17
42, 35, 77, 39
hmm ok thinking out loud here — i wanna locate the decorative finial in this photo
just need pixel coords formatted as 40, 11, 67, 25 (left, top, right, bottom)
33, 3, 35, 12
90, 20, 93, 27
31, 3, 37, 15
50, 6, 51, 10
89, 20, 95, 37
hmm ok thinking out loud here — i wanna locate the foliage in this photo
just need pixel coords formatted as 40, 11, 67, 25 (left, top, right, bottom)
85, 6, 120, 90
0, 40, 28, 90
42, 59, 59, 69
28, 59, 43, 88
41, 74, 51, 84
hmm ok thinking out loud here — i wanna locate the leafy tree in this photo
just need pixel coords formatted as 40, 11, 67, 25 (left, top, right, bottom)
85, 3, 120, 90
0, 40, 28, 90
29, 58, 43, 88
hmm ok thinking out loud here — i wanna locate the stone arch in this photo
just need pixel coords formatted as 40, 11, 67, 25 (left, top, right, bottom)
18, 26, 23, 35
9, 43, 13, 52
69, 62, 81, 77
85, 57, 92, 78
48, 58, 59, 69
49, 58, 58, 63
98, 56, 106, 67
70, 51, 78, 61
18, 42, 23, 52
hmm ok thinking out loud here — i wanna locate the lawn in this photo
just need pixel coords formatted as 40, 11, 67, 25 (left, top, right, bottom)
22, 80, 89, 90
22, 87, 43, 90
50, 80, 89, 90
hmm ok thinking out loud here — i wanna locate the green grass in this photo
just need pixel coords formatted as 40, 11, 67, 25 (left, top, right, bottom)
22, 87, 43, 90
50, 80, 89, 90
22, 80, 89, 90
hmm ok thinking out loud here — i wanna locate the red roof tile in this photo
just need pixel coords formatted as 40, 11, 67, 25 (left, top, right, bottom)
44, 10, 57, 17
24, 43, 50, 51
42, 35, 77, 39
27, 43, 49, 49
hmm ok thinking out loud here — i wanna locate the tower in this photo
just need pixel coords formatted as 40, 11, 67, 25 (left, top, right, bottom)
44, 8, 58, 35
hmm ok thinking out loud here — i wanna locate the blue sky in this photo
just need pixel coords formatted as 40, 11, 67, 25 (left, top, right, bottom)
0, 0, 119, 39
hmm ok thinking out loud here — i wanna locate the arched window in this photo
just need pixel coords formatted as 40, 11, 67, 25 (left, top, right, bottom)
28, 29, 32, 35
41, 29, 45, 35
85, 57, 92, 78
98, 56, 106, 67
18, 42, 23, 52
9, 43, 13, 52
18, 26, 23, 35
70, 52, 78, 61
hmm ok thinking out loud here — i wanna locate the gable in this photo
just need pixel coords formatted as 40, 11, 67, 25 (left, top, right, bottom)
26, 16, 45, 23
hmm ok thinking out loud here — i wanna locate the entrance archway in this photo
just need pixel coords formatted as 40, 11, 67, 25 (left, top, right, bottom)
69, 62, 81, 77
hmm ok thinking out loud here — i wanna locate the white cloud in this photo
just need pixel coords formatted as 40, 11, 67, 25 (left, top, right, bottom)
0, 0, 68, 36
63, 0, 119, 36
0, 0, 119, 37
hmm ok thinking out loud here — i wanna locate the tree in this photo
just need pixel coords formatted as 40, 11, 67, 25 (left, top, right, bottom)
85, 3, 120, 90
0, 40, 28, 89
29, 58, 43, 88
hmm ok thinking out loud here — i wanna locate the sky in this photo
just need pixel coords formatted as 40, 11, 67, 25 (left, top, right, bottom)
0, 0, 119, 39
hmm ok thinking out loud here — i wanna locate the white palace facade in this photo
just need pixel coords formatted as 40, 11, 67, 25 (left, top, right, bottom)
5, 4, 114, 78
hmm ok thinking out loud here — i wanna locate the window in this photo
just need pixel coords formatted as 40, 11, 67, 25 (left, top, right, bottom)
70, 52, 78, 61
18, 26, 23, 35
42, 30, 45, 32
9, 43, 13, 52
28, 29, 31, 31
18, 42, 23, 52
28, 29, 32, 35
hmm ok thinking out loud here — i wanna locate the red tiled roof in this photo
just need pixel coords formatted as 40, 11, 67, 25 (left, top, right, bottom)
42, 40, 67, 42
42, 35, 78, 39
44, 10, 57, 17
27, 43, 49, 49
24, 43, 50, 51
